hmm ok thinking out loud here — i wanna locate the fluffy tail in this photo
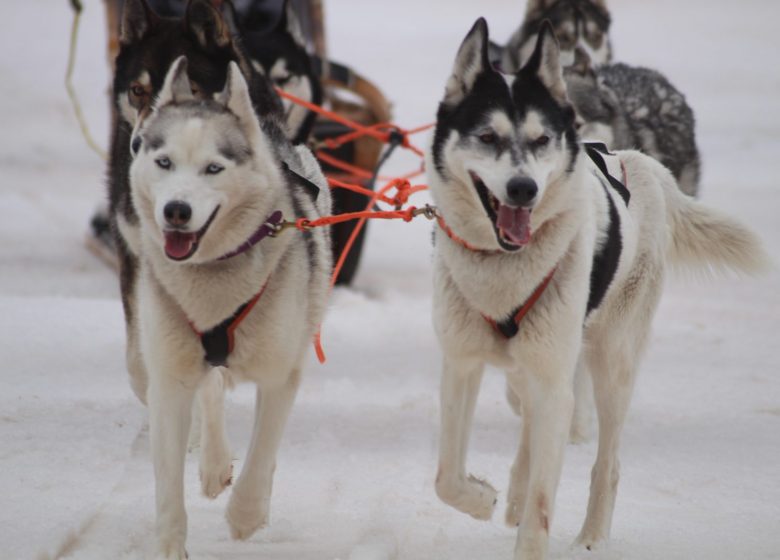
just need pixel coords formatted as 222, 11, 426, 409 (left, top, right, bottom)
664, 182, 771, 277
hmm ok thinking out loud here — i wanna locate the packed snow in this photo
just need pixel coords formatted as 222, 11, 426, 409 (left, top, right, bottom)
1, 1, 779, 559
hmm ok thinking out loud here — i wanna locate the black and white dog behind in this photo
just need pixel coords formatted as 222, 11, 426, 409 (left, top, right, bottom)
129, 57, 331, 559
428, 18, 767, 559
499, 0, 612, 72
564, 49, 701, 197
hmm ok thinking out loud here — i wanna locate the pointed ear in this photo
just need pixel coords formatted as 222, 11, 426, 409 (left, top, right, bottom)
156, 56, 193, 107
186, 0, 231, 50
120, 0, 158, 45
218, 62, 257, 125
525, 21, 568, 104
279, 0, 306, 48
444, 18, 491, 106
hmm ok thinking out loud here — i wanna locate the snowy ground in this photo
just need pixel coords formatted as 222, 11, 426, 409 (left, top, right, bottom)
1, 1, 779, 559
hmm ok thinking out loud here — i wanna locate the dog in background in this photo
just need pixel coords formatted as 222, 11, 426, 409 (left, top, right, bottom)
428, 18, 766, 559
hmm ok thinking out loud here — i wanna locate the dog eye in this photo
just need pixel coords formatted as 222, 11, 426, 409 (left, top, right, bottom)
274, 74, 293, 86
205, 163, 224, 175
478, 132, 497, 145
155, 157, 172, 170
531, 135, 550, 148
130, 84, 146, 98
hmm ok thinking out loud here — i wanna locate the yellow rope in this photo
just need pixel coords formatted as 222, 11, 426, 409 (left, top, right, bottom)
65, 0, 108, 161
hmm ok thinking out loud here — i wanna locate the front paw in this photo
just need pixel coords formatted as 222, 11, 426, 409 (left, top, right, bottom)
200, 453, 233, 499
225, 492, 270, 540
436, 474, 497, 521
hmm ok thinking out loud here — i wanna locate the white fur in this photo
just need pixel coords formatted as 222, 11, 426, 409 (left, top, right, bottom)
429, 31, 768, 560
129, 58, 332, 558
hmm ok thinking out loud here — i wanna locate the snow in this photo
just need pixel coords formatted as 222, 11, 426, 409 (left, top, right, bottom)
1, 1, 779, 559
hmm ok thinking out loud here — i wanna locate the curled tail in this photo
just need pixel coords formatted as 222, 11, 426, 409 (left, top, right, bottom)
664, 181, 770, 277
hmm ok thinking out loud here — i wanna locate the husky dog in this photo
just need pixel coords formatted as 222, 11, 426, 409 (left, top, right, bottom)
109, 0, 282, 403
428, 19, 766, 559
565, 50, 701, 196
499, 0, 612, 72
129, 57, 331, 558
242, 0, 323, 144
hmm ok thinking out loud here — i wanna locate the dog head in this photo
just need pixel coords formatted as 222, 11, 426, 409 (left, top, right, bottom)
242, 0, 322, 144
130, 57, 284, 264
430, 18, 579, 252
114, 0, 282, 130
503, 0, 612, 72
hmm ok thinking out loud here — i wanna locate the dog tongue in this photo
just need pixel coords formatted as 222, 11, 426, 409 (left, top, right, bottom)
164, 231, 196, 260
497, 204, 531, 246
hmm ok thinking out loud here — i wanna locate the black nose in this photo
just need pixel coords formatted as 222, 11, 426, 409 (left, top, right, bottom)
506, 177, 538, 206
164, 200, 192, 227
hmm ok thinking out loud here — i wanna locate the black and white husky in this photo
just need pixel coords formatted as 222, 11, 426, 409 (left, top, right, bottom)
129, 58, 331, 559
428, 19, 767, 559
500, 0, 612, 72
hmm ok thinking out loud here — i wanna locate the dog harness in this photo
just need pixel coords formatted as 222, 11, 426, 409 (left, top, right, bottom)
437, 142, 629, 340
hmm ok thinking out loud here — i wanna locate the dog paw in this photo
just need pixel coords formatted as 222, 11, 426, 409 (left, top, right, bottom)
154, 541, 188, 560
225, 493, 269, 540
437, 475, 497, 521
505, 499, 523, 527
574, 530, 607, 551
200, 456, 233, 499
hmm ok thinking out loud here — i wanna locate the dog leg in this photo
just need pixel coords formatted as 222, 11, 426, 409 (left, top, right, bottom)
512, 372, 574, 560
435, 357, 496, 521
569, 356, 593, 443
505, 373, 530, 527
198, 367, 233, 499
148, 372, 196, 560
575, 351, 637, 550
226, 369, 301, 540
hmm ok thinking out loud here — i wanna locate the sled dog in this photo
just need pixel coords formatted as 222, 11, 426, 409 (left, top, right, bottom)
428, 19, 766, 559
129, 58, 331, 558
500, 0, 612, 72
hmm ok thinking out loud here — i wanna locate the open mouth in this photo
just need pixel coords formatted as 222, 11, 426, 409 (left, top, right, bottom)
163, 206, 220, 262
469, 172, 531, 251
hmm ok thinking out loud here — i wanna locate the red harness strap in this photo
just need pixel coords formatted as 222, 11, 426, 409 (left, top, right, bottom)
483, 267, 557, 339
189, 284, 267, 367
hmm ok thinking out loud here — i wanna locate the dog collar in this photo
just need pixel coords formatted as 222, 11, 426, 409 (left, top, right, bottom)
189, 283, 267, 367
436, 215, 500, 254
217, 211, 284, 261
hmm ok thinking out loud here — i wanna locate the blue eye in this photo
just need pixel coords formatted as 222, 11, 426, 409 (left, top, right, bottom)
206, 163, 224, 175
155, 156, 171, 170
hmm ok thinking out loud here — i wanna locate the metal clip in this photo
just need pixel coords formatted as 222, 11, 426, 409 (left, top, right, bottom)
417, 204, 438, 220
266, 220, 284, 238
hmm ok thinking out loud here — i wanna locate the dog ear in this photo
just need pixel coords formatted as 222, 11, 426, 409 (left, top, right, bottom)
186, 0, 231, 50
120, 0, 158, 45
278, 0, 307, 48
156, 56, 194, 107
444, 18, 491, 106
219, 62, 258, 125
525, 21, 568, 104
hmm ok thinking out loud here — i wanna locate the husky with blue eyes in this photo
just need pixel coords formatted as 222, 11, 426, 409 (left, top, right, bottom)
129, 57, 331, 559
428, 18, 767, 559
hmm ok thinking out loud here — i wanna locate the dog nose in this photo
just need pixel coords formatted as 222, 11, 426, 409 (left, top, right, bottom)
163, 200, 192, 227
506, 177, 538, 206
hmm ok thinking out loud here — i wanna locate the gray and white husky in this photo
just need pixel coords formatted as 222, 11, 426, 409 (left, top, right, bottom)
129, 57, 331, 559
564, 50, 701, 197
428, 19, 766, 559
499, 0, 612, 72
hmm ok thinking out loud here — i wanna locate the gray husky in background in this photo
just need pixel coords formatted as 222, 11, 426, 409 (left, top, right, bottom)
565, 49, 701, 196
499, 0, 612, 72
428, 18, 767, 559
129, 58, 331, 559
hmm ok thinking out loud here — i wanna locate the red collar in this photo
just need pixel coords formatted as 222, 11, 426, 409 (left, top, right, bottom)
436, 215, 500, 254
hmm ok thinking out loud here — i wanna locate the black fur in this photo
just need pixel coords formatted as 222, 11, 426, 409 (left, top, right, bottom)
587, 179, 622, 316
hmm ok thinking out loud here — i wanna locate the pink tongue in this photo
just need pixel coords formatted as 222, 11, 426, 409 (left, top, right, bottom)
496, 204, 531, 246
164, 231, 196, 260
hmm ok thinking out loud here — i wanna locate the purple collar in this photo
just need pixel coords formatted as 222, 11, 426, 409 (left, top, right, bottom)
217, 210, 284, 261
